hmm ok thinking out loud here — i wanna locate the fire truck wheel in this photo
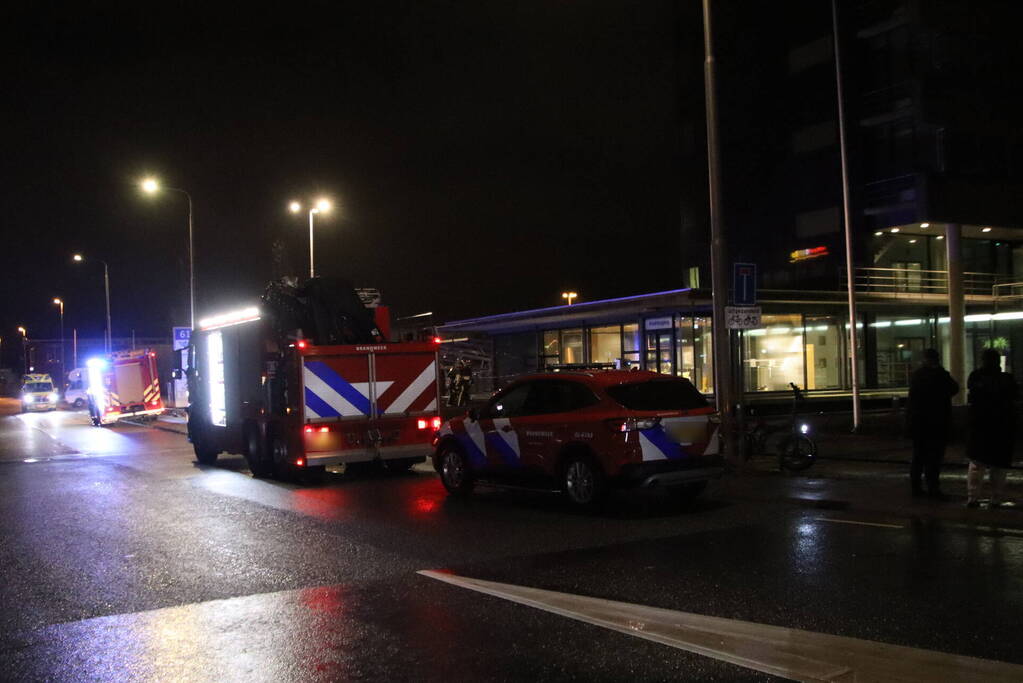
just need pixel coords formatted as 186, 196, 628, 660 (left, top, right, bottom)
561, 454, 607, 509
438, 445, 474, 497
244, 426, 274, 479
192, 427, 220, 465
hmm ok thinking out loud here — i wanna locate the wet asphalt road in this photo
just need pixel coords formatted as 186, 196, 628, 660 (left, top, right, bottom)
2, 406, 1022, 681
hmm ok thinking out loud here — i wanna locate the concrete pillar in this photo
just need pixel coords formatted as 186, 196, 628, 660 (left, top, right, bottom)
945, 223, 966, 404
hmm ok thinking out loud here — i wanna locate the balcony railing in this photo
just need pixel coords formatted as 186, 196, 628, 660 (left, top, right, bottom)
855, 267, 1008, 297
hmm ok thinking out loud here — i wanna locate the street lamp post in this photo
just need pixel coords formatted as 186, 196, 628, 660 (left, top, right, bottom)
72, 254, 112, 353
289, 198, 332, 279
53, 298, 64, 383
561, 291, 578, 306
141, 178, 195, 329
17, 326, 28, 372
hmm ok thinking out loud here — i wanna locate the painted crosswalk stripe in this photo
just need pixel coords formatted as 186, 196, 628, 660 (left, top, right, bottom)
418, 570, 1023, 682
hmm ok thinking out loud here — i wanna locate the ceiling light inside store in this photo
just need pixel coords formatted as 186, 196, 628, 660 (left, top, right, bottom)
982, 227, 992, 233
920, 223, 930, 228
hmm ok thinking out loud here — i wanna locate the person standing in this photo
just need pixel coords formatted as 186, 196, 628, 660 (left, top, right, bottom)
966, 348, 1018, 508
907, 348, 959, 498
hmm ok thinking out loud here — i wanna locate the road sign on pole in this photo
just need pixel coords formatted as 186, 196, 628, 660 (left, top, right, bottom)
733, 263, 757, 306
172, 326, 191, 351
726, 306, 762, 330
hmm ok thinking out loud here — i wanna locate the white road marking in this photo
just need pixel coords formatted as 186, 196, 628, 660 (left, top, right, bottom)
418, 570, 1023, 682
816, 517, 904, 529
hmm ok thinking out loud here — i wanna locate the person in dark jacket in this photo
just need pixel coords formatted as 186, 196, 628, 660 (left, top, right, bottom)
907, 348, 959, 498
966, 348, 1018, 508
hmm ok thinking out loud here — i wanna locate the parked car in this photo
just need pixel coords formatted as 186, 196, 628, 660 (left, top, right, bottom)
432, 370, 723, 508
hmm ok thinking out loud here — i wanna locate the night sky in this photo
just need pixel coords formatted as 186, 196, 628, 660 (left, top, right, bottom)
2, 1, 718, 349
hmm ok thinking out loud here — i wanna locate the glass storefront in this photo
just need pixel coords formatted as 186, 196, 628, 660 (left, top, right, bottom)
532, 308, 1023, 393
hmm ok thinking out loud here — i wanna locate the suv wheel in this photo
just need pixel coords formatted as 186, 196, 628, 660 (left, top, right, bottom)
439, 445, 474, 497
562, 455, 606, 508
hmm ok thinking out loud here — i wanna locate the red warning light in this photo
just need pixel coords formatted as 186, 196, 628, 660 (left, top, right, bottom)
417, 419, 428, 430
297, 340, 308, 349
432, 336, 442, 344
319, 426, 329, 433
304, 425, 313, 433
431, 416, 442, 430
295, 458, 305, 467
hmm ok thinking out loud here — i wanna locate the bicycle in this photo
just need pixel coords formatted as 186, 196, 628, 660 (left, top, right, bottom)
741, 382, 817, 471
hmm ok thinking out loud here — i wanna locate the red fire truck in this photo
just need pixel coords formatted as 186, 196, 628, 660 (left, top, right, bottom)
185, 278, 441, 479
86, 349, 165, 426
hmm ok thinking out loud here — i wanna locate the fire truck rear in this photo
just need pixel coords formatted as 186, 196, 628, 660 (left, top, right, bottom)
87, 349, 165, 425
185, 277, 441, 479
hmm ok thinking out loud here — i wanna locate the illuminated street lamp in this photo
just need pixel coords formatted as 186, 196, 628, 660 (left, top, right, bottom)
53, 298, 65, 383
561, 291, 578, 306
289, 197, 333, 278
72, 254, 112, 353
140, 177, 195, 329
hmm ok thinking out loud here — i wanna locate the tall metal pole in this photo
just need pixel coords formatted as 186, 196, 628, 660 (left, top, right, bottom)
946, 223, 966, 405
832, 0, 862, 431
702, 0, 735, 459
308, 209, 317, 278
187, 191, 195, 330
73, 328, 78, 369
57, 300, 65, 383
103, 262, 112, 353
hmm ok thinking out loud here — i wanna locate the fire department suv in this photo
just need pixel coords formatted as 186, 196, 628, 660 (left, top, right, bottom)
433, 370, 723, 507
185, 279, 441, 479
86, 350, 165, 425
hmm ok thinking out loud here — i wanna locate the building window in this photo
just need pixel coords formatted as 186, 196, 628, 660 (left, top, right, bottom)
873, 315, 930, 388
622, 323, 641, 369
804, 315, 843, 390
560, 329, 584, 365
541, 330, 560, 368
589, 325, 621, 367
742, 314, 805, 392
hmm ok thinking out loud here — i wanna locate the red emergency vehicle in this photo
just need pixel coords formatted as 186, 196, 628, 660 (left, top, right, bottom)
86, 349, 165, 426
433, 370, 723, 507
185, 278, 441, 479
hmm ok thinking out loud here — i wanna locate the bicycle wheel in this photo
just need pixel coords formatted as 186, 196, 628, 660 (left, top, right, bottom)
778, 434, 816, 471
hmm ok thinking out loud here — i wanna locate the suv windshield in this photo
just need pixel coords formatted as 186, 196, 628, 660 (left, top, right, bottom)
606, 378, 707, 411
24, 383, 53, 393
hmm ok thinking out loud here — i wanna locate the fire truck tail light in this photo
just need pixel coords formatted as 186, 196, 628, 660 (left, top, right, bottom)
319, 426, 329, 433
295, 458, 305, 467
431, 416, 442, 430
433, 336, 442, 344
304, 425, 314, 433
417, 419, 428, 430
296, 340, 308, 349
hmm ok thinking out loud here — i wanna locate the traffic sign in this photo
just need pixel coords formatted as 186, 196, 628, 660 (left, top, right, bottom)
726, 306, 762, 330
733, 263, 757, 306
172, 326, 192, 351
